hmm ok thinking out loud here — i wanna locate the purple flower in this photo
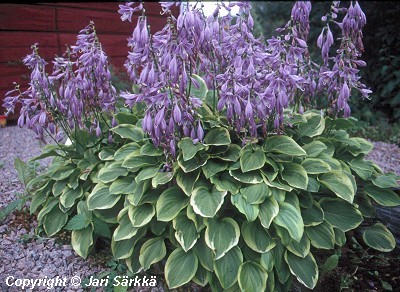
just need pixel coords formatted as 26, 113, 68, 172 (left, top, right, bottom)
316, 1, 371, 117
118, 2, 143, 22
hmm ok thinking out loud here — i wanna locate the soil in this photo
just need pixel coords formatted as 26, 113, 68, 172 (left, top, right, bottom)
313, 226, 400, 292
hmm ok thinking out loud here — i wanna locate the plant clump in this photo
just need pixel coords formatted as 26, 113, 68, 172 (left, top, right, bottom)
2, 1, 399, 291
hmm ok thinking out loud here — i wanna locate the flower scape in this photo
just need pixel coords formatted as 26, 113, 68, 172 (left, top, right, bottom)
3, 1, 399, 291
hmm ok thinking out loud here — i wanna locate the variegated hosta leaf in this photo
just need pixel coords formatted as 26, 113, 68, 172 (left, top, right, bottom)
285, 251, 319, 289
97, 161, 129, 183
156, 186, 188, 222
240, 145, 266, 173
191, 186, 227, 218
128, 203, 155, 228
273, 202, 304, 242
229, 169, 263, 184
286, 234, 310, 258
173, 213, 200, 252
60, 186, 83, 209
302, 158, 331, 174
272, 242, 291, 284
210, 171, 241, 194
110, 124, 144, 141
302, 141, 327, 158
113, 207, 138, 241
260, 250, 274, 272
363, 183, 400, 207
125, 244, 143, 274
111, 227, 146, 260
152, 171, 174, 188
176, 169, 200, 196
238, 261, 268, 292
280, 162, 308, 190
319, 198, 363, 232
203, 127, 231, 146
165, 248, 198, 289
263, 135, 306, 156
178, 137, 204, 161
297, 111, 325, 138
219, 144, 241, 161
318, 170, 356, 203
135, 166, 160, 183
87, 184, 120, 211
214, 246, 243, 289
109, 176, 136, 195
113, 142, 140, 161
140, 143, 164, 157
258, 196, 279, 228
301, 200, 324, 227
192, 264, 210, 287
306, 221, 335, 249
241, 220, 276, 253
371, 173, 399, 189
43, 205, 68, 236
362, 223, 396, 252
231, 194, 259, 222
334, 228, 347, 246
205, 217, 240, 260
139, 237, 166, 270
240, 182, 270, 204
193, 236, 214, 272
202, 159, 229, 179
98, 148, 115, 161
71, 224, 94, 259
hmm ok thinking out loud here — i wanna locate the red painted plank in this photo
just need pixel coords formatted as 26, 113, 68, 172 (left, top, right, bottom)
0, 63, 29, 78
0, 47, 58, 63
58, 33, 128, 59
54, 2, 179, 17
56, 7, 132, 34
0, 32, 58, 48
53, 2, 121, 12
0, 4, 56, 31
108, 56, 127, 71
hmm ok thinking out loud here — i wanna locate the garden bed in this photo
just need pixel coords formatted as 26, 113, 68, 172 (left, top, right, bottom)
1, 125, 399, 291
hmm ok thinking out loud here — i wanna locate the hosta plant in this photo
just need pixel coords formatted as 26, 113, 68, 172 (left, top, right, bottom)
4, 1, 400, 291
28, 108, 399, 291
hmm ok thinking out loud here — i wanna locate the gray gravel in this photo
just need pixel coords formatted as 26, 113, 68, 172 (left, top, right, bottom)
0, 126, 108, 291
366, 141, 400, 175
0, 125, 399, 291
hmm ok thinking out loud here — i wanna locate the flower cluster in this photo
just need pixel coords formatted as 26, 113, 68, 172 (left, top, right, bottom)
4, 1, 370, 154
117, 1, 370, 153
119, 2, 206, 156
3, 22, 117, 142
317, 1, 371, 117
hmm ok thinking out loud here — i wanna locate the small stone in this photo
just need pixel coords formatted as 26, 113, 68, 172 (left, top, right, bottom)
19, 228, 27, 235
3, 254, 13, 261
2, 239, 12, 245
0, 226, 8, 233
15, 271, 25, 278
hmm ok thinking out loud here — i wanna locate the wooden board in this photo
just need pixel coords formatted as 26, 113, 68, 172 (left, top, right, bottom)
0, 4, 56, 31
0, 2, 178, 117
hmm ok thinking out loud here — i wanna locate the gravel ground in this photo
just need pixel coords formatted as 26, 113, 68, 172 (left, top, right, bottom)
0, 125, 399, 291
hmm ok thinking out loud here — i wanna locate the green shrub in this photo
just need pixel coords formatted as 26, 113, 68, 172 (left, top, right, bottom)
5, 1, 400, 291
28, 106, 399, 291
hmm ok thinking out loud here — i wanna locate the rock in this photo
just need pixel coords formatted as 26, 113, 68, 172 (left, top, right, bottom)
2, 239, 12, 245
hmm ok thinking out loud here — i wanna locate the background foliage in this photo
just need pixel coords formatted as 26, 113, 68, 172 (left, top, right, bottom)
251, 1, 400, 144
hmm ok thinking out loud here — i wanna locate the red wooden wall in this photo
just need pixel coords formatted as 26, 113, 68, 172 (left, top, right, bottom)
0, 2, 179, 119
